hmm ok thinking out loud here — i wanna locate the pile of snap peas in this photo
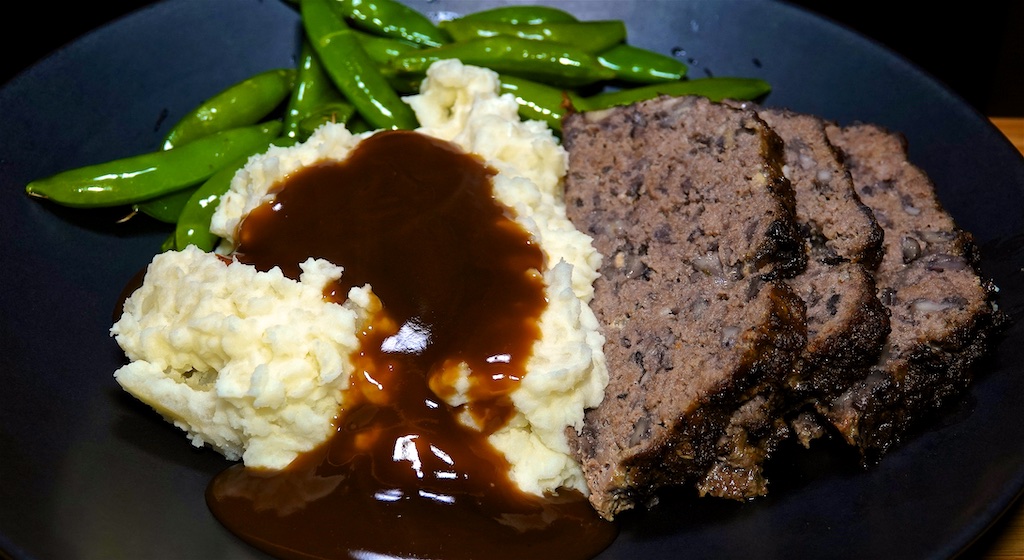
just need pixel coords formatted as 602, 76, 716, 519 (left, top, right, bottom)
25, 0, 772, 253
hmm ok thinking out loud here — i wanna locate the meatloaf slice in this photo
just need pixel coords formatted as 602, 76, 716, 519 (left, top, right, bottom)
562, 95, 807, 519
756, 107, 884, 267
822, 123, 1004, 459
751, 108, 890, 424
785, 260, 888, 404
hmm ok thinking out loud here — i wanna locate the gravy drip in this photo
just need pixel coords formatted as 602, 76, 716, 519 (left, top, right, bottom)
206, 130, 616, 559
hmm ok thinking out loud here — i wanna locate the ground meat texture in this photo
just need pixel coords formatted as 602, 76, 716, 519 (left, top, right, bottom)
569, 278, 805, 517
563, 96, 807, 519
823, 123, 1004, 459
756, 108, 883, 266
827, 124, 977, 278
786, 260, 889, 397
749, 108, 890, 423
567, 95, 805, 283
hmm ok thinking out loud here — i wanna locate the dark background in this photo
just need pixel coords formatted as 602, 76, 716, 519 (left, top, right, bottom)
786, 0, 1023, 117
2, 0, 1021, 116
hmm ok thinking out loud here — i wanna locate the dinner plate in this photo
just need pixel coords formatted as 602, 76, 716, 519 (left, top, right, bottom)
1, 1, 1022, 559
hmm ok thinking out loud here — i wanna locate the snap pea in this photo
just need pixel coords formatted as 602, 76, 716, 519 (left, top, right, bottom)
385, 75, 424, 94
575, 77, 772, 111
456, 5, 578, 25
353, 30, 419, 66
302, 0, 418, 130
174, 136, 298, 252
330, 0, 448, 48
160, 233, 177, 253
172, 160, 243, 252
162, 68, 295, 150
172, 157, 246, 252
284, 41, 346, 139
498, 75, 574, 132
345, 115, 374, 134
597, 44, 688, 83
25, 121, 282, 208
390, 35, 616, 88
132, 185, 199, 223
136, 68, 296, 219
439, 19, 626, 54
297, 101, 357, 139
350, 32, 424, 92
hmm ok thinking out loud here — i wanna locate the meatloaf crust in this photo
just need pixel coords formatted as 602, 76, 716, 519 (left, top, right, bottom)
822, 123, 1005, 459
563, 95, 807, 518
757, 108, 883, 267
754, 109, 890, 402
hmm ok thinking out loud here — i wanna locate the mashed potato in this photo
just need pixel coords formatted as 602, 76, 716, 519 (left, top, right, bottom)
111, 60, 606, 495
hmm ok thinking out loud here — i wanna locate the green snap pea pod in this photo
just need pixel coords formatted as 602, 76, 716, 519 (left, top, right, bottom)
160, 232, 177, 253
597, 44, 688, 83
284, 41, 346, 139
174, 136, 298, 252
353, 30, 420, 65
390, 36, 616, 88
385, 74, 423, 94
497, 75, 574, 132
456, 5, 578, 25
302, 0, 418, 130
439, 19, 626, 54
346, 115, 374, 134
330, 0, 448, 48
132, 185, 199, 223
143, 62, 310, 216
351, 32, 423, 92
25, 121, 282, 208
576, 77, 772, 111
297, 101, 357, 139
172, 160, 244, 252
163, 68, 295, 150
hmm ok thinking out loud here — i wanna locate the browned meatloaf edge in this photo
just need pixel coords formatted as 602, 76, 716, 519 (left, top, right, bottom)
751, 107, 891, 410
822, 122, 1007, 460
561, 95, 1006, 520
562, 95, 808, 519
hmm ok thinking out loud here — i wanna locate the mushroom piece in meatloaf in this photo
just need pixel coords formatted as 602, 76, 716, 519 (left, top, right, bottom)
563, 95, 807, 519
821, 123, 1005, 461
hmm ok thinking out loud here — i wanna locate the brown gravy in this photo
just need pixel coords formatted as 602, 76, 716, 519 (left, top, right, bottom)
206, 130, 616, 559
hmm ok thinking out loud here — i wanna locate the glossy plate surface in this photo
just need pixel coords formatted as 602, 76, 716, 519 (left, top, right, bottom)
1, 1, 1023, 558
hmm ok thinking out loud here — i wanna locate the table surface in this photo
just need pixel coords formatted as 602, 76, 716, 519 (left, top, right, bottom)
961, 117, 1024, 560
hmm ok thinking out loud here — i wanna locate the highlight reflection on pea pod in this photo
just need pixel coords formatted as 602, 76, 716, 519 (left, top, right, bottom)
439, 19, 626, 54
25, 122, 282, 208
297, 101, 357, 139
329, 0, 449, 48
596, 44, 688, 83
163, 68, 295, 150
498, 75, 574, 132
173, 136, 299, 252
302, 0, 419, 130
284, 41, 346, 139
172, 157, 248, 252
354, 30, 420, 66
390, 36, 615, 88
456, 5, 578, 25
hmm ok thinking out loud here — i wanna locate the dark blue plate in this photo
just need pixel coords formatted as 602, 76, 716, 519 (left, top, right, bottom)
1, 1, 1022, 558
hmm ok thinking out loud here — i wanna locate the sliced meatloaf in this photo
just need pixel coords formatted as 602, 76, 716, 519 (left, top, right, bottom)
752, 108, 890, 428
562, 95, 807, 519
822, 123, 1004, 459
786, 260, 888, 401
756, 108, 884, 267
